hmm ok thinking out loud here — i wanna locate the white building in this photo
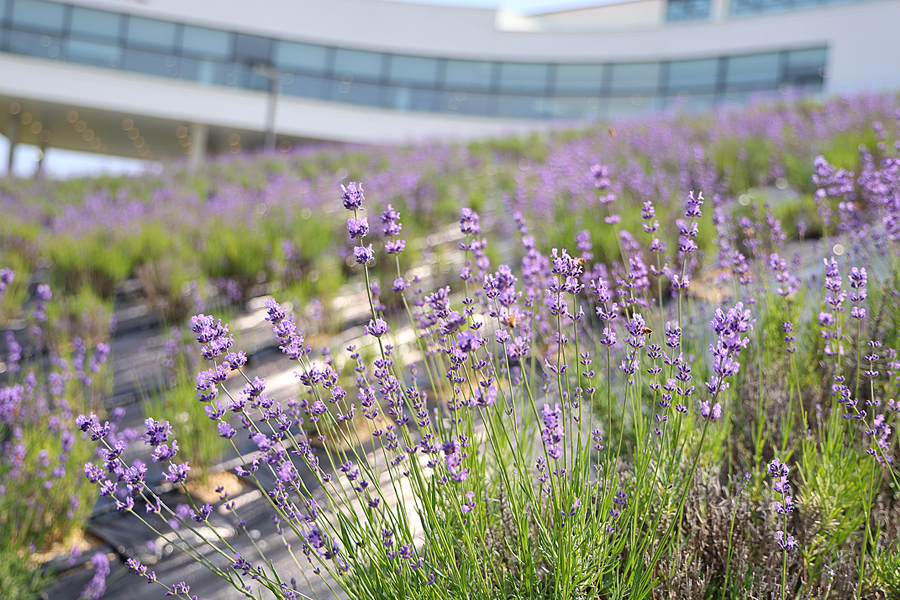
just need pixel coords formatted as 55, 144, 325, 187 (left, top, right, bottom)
1, 0, 898, 166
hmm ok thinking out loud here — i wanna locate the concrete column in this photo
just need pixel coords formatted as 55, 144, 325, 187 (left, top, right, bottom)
34, 145, 46, 179
710, 0, 729, 21
7, 120, 19, 175
188, 122, 209, 172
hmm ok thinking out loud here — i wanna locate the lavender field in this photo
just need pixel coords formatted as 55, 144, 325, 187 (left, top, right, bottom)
2, 92, 900, 600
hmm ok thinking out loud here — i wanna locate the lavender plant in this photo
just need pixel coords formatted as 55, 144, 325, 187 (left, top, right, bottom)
72, 169, 779, 600
0, 271, 113, 598
25, 93, 899, 599
2, 94, 898, 325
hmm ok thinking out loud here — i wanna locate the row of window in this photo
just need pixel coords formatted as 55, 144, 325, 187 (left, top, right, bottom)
667, 0, 865, 21
1, 0, 827, 119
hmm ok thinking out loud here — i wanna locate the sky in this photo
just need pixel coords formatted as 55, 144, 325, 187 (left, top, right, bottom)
2, 0, 611, 179
1, 137, 148, 179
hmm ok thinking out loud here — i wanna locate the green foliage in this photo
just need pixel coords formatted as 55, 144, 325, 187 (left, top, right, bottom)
143, 324, 231, 477
870, 545, 900, 599
0, 546, 49, 600
8, 92, 900, 600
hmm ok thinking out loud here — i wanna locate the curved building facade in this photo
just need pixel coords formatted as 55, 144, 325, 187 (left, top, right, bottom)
1, 0, 898, 163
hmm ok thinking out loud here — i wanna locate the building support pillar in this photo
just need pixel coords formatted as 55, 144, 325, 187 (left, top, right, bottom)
189, 123, 208, 172
7, 120, 19, 176
34, 144, 46, 179
710, 0, 729, 21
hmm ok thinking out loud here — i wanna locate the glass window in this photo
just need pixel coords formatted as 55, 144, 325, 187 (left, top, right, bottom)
547, 96, 605, 120
388, 54, 438, 87
332, 80, 386, 106
71, 8, 120, 41
275, 41, 328, 74
333, 48, 384, 82
730, 0, 756, 15
386, 85, 439, 111
445, 90, 494, 115
666, 0, 710, 21
554, 64, 604, 94
497, 63, 548, 94
444, 59, 494, 91
666, 58, 719, 92
281, 72, 330, 100
729, 0, 794, 15
182, 25, 232, 60
8, 30, 63, 59
68, 39, 121, 67
760, 0, 791, 12
0, 0, 8, 22
180, 57, 230, 85
784, 47, 826, 85
238, 63, 271, 90
122, 47, 178, 78
610, 62, 660, 94
726, 52, 780, 88
234, 33, 272, 65
786, 47, 826, 72
666, 91, 716, 111
607, 94, 657, 118
496, 94, 549, 118
11, 0, 66, 34
127, 16, 177, 52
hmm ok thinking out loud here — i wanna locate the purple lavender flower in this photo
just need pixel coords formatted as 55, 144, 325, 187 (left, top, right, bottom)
541, 403, 564, 460
0, 268, 14, 302
461, 491, 476, 514
221, 351, 246, 372
190, 314, 234, 360
365, 318, 389, 338
152, 441, 179, 463
849, 266, 867, 321
218, 422, 236, 439
774, 530, 797, 551
341, 182, 364, 210
705, 302, 754, 400
347, 218, 369, 240
144, 418, 172, 446
354, 245, 375, 265
382, 204, 402, 236
83, 462, 105, 483
164, 462, 191, 484
767, 458, 797, 551
79, 552, 110, 600
171, 582, 191, 596
590, 163, 611, 190
684, 191, 704, 218
265, 299, 307, 360
32, 284, 51, 322
665, 322, 681, 349
459, 208, 481, 235
75, 413, 110, 441
386, 240, 406, 254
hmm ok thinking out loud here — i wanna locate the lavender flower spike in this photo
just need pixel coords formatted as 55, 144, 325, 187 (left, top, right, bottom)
341, 182, 365, 210
365, 318, 389, 338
